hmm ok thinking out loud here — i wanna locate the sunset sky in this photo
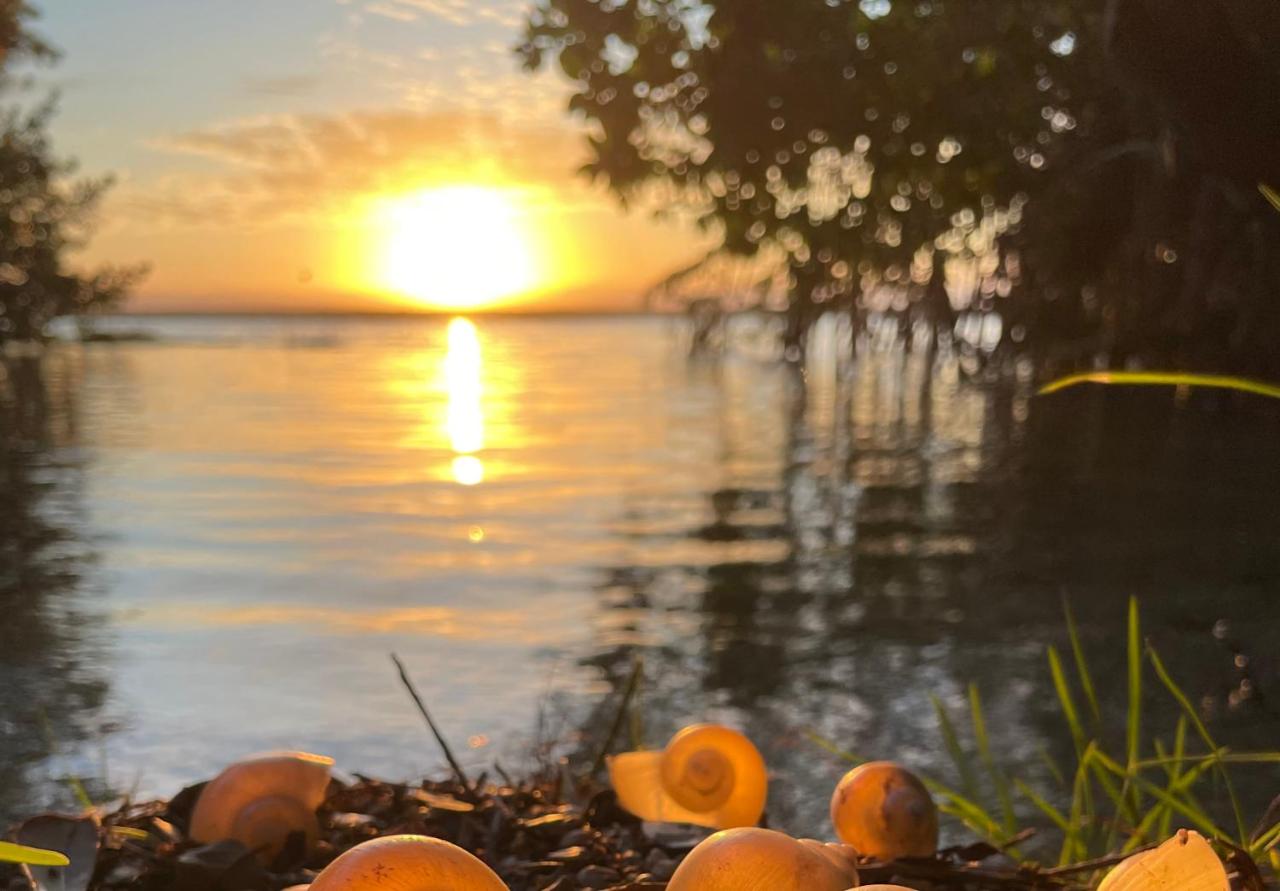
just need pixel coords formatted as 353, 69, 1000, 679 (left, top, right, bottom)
31, 0, 710, 313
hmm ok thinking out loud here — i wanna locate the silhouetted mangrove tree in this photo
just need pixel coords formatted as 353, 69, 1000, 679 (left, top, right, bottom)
0, 1, 144, 344
521, 0, 1280, 375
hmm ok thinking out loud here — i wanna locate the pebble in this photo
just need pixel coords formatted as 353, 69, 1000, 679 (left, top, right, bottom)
645, 847, 677, 880
576, 864, 622, 888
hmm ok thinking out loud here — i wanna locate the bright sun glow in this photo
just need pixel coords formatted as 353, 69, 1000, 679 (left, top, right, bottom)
445, 317, 485, 485
378, 186, 537, 310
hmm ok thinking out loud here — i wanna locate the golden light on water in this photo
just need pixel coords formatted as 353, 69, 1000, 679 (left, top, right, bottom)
452, 455, 484, 486
376, 186, 537, 310
445, 317, 485, 485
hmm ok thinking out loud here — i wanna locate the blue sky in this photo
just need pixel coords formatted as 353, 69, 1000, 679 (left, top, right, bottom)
20, 0, 704, 310
37, 0, 530, 173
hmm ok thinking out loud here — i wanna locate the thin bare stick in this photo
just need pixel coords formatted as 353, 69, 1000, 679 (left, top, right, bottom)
590, 658, 644, 777
391, 653, 471, 791
1041, 843, 1157, 876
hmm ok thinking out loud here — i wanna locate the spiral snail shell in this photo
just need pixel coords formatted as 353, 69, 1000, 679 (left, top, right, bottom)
666, 827, 858, 891
829, 761, 938, 860
1096, 829, 1228, 891
309, 835, 508, 891
608, 723, 768, 829
189, 751, 334, 862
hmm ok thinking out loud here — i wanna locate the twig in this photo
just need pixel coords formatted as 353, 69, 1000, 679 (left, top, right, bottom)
1041, 843, 1157, 877
390, 653, 471, 792
1251, 793, 1280, 844
866, 858, 1074, 889
590, 658, 644, 777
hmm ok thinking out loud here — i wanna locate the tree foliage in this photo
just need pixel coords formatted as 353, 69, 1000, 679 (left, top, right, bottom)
521, 0, 1280, 373
0, 1, 145, 343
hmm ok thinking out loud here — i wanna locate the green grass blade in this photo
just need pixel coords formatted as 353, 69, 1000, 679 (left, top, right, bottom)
1251, 820, 1280, 857
1148, 644, 1248, 845
1015, 778, 1070, 833
1162, 717, 1188, 839
1213, 753, 1280, 765
1127, 751, 1217, 851
1038, 371, 1280, 401
1152, 737, 1174, 840
1089, 752, 1137, 852
1038, 744, 1067, 790
969, 683, 1017, 834
1090, 746, 1229, 842
0, 841, 70, 867
1126, 598, 1142, 798
1047, 645, 1086, 757
1087, 754, 1130, 810
931, 694, 979, 801
1094, 600, 1144, 855
1060, 745, 1092, 866
804, 730, 864, 766
1171, 717, 1187, 772
1261, 182, 1280, 213
66, 775, 94, 811
936, 798, 1007, 844
1063, 597, 1102, 729
1129, 749, 1280, 769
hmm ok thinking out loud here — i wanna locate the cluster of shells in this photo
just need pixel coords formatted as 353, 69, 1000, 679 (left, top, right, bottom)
8, 724, 1232, 890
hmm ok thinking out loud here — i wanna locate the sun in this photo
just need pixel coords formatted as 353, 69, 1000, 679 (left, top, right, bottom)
375, 186, 538, 310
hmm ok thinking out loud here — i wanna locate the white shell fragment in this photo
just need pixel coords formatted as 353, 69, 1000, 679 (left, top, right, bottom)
1097, 829, 1230, 891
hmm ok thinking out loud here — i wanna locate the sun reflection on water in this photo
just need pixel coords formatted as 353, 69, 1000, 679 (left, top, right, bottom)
445, 317, 485, 485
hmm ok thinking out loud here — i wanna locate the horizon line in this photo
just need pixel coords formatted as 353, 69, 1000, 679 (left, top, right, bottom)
110, 307, 674, 319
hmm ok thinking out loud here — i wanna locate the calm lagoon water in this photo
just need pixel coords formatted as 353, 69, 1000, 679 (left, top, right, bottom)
3, 314, 1279, 835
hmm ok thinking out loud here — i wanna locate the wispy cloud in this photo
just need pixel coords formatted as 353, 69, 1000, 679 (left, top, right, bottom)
315, 33, 558, 123
364, 1, 419, 23
134, 107, 585, 226
240, 73, 323, 98
359, 0, 524, 28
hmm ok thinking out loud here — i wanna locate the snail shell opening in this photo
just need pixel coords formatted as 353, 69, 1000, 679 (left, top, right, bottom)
829, 761, 938, 860
667, 827, 857, 891
189, 751, 333, 862
609, 724, 767, 829
230, 795, 320, 862
309, 834, 508, 891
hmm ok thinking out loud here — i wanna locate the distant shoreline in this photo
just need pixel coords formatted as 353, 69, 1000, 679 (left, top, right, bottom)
109, 308, 679, 320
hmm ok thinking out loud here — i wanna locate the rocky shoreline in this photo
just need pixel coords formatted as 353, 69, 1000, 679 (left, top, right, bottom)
6, 766, 1261, 891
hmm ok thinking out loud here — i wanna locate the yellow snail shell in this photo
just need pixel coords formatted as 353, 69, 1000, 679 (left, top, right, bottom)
309, 835, 508, 891
1096, 829, 1229, 891
667, 827, 858, 891
830, 761, 938, 860
609, 723, 767, 829
189, 751, 334, 862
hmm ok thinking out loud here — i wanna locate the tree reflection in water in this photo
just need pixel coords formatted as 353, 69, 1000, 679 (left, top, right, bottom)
0, 352, 112, 822
583, 317, 1280, 836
